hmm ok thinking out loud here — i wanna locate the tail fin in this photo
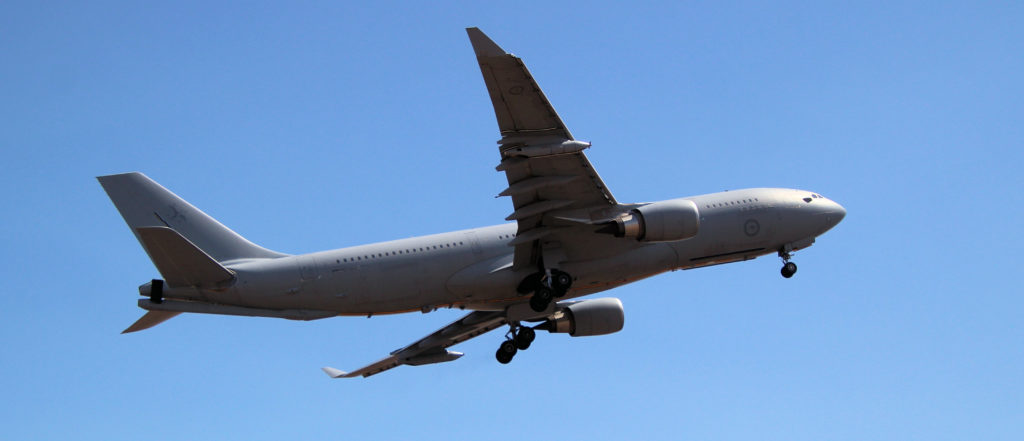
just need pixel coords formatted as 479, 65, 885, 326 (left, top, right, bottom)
98, 172, 287, 262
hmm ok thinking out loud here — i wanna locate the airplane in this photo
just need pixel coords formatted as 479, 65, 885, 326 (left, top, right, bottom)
98, 28, 846, 378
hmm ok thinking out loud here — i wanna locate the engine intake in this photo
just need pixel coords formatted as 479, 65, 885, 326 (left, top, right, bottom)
599, 199, 700, 242
538, 298, 625, 337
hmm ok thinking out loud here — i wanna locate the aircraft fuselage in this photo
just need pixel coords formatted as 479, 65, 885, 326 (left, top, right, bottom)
157, 187, 844, 315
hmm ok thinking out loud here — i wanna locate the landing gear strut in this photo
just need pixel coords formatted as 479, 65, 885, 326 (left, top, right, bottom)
528, 269, 572, 312
779, 250, 798, 278
495, 323, 537, 364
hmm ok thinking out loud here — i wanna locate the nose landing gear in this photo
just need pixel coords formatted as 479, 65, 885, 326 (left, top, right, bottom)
779, 250, 798, 278
495, 323, 538, 364
781, 261, 797, 278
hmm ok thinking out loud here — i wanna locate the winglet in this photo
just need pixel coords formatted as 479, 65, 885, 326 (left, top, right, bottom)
321, 367, 350, 378
466, 27, 507, 57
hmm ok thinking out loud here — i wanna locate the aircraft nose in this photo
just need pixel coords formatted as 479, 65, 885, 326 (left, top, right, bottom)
820, 200, 846, 232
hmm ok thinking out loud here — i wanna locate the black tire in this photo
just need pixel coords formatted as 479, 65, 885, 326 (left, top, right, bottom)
516, 272, 545, 294
514, 327, 536, 350
495, 347, 513, 364
530, 287, 554, 312
529, 296, 548, 312
496, 340, 517, 364
781, 262, 797, 278
552, 271, 572, 294
537, 286, 554, 302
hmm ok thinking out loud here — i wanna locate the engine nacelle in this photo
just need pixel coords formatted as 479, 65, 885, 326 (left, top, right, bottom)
603, 199, 700, 242
541, 298, 625, 337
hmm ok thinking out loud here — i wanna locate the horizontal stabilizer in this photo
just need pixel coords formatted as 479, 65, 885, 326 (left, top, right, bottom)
136, 226, 235, 288
122, 310, 182, 334
322, 367, 353, 378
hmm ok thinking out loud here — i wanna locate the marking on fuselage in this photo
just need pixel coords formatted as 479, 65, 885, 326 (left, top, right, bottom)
744, 219, 760, 236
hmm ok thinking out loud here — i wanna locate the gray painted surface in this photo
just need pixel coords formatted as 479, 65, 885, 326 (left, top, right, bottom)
100, 28, 846, 377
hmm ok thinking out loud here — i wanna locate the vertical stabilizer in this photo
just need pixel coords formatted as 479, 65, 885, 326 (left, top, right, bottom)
98, 172, 287, 262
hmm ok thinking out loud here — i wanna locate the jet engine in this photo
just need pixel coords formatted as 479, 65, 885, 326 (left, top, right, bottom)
538, 297, 625, 337
599, 199, 700, 242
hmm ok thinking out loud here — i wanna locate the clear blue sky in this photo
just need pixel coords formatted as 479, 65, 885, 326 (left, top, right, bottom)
2, 1, 1021, 439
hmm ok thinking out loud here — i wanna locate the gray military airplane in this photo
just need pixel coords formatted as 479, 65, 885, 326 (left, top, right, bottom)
99, 28, 845, 378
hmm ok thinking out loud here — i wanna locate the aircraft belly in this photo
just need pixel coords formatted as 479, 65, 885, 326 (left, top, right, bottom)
446, 253, 523, 304
562, 243, 677, 294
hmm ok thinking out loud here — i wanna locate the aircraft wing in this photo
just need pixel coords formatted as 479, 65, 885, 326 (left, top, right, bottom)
467, 28, 619, 269
322, 310, 507, 378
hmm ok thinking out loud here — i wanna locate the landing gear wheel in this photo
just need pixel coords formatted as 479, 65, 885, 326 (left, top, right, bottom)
781, 262, 797, 278
517, 272, 545, 294
551, 271, 572, 296
495, 340, 518, 364
529, 286, 554, 312
514, 327, 536, 350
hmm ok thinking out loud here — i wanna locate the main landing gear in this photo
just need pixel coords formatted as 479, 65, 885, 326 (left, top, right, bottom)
497, 270, 571, 364
495, 324, 537, 364
528, 269, 573, 312
779, 250, 798, 278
